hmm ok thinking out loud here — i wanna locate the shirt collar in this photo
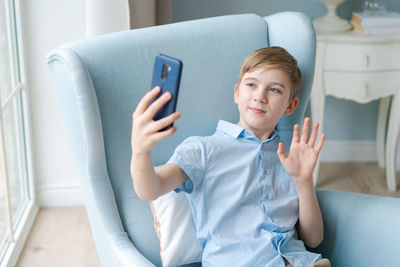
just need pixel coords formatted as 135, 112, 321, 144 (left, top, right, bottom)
217, 120, 244, 139
216, 120, 280, 143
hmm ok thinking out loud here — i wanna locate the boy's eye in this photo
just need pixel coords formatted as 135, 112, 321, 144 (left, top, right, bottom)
270, 87, 280, 93
246, 83, 255, 88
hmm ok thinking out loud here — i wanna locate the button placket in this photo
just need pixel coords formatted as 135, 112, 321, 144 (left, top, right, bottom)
259, 148, 274, 206
263, 167, 273, 200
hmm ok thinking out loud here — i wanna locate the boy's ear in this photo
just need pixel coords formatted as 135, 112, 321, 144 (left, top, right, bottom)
234, 84, 239, 104
284, 97, 299, 115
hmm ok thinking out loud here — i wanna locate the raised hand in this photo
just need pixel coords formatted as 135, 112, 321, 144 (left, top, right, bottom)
277, 117, 326, 183
131, 86, 181, 156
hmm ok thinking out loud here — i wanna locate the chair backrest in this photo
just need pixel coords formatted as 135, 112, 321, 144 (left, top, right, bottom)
47, 12, 315, 266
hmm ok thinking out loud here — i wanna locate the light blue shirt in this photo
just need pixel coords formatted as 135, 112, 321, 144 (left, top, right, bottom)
168, 120, 321, 267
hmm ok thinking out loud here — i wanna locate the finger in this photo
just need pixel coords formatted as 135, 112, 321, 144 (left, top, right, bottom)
152, 125, 178, 141
309, 122, 319, 147
300, 117, 311, 144
145, 91, 173, 120
277, 142, 287, 160
151, 111, 181, 132
315, 133, 326, 153
134, 86, 161, 115
292, 124, 300, 143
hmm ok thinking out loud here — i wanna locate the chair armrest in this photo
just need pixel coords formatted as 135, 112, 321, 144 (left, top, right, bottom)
109, 232, 155, 267
47, 48, 155, 266
314, 190, 400, 266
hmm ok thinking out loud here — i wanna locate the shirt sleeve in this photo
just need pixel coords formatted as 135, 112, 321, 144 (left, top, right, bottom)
167, 136, 207, 193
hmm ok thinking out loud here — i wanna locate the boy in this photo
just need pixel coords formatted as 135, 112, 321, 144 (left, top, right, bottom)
131, 47, 329, 267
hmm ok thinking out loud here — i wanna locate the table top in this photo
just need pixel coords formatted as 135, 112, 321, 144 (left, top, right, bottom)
316, 30, 400, 42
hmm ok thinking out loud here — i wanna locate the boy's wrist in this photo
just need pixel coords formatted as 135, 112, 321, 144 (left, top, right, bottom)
292, 177, 314, 189
132, 149, 152, 158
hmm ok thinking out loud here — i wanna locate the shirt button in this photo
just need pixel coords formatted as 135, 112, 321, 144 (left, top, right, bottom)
265, 194, 271, 200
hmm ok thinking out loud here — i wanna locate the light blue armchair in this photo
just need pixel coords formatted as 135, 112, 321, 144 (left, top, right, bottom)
47, 12, 400, 267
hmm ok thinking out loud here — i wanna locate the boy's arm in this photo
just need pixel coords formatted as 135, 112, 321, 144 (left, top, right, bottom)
130, 86, 187, 200
277, 117, 326, 248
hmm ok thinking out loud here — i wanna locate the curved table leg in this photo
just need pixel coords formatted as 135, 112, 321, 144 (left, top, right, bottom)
385, 92, 400, 192
377, 97, 391, 168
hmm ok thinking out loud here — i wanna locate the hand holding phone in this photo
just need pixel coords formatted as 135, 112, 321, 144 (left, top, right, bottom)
131, 54, 182, 155
150, 54, 182, 131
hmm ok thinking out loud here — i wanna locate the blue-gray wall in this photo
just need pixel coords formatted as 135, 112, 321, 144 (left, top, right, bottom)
171, 0, 400, 141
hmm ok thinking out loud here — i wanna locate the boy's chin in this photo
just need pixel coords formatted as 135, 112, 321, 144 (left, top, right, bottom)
239, 116, 277, 131
246, 123, 275, 134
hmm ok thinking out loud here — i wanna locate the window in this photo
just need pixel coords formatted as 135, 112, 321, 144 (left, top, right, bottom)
0, 0, 37, 266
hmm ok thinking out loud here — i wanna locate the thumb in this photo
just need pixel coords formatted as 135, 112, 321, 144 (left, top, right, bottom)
277, 142, 287, 162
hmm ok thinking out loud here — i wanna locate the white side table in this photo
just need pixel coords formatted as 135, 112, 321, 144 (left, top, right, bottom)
311, 31, 400, 192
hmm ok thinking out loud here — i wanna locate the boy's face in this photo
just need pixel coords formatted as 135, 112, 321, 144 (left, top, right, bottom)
234, 68, 298, 140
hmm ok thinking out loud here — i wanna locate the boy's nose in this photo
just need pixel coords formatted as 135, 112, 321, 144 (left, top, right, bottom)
252, 87, 268, 103
253, 95, 267, 103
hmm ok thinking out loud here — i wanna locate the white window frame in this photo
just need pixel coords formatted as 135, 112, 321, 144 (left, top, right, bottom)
0, 0, 38, 266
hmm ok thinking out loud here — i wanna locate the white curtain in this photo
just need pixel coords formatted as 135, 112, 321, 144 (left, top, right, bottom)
86, 0, 130, 37
86, 0, 171, 36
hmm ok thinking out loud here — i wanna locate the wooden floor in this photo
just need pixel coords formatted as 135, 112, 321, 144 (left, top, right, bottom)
16, 207, 101, 267
318, 162, 400, 198
16, 162, 400, 266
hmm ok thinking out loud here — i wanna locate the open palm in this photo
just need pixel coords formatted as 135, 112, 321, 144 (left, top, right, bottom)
277, 118, 326, 182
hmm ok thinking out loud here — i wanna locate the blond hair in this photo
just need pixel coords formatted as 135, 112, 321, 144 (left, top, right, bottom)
237, 47, 301, 101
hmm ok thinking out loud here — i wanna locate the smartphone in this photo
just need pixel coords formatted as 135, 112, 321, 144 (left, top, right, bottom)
150, 54, 182, 131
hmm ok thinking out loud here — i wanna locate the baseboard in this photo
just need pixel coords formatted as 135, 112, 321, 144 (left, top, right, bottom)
37, 180, 84, 207
320, 140, 377, 162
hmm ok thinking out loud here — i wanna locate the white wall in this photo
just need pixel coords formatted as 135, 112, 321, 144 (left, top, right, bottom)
22, 0, 86, 206
20, 1, 400, 207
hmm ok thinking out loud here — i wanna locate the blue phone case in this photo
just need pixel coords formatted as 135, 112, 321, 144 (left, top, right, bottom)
150, 54, 182, 130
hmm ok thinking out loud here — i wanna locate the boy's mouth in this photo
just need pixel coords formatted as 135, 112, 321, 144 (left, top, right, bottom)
249, 107, 266, 114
